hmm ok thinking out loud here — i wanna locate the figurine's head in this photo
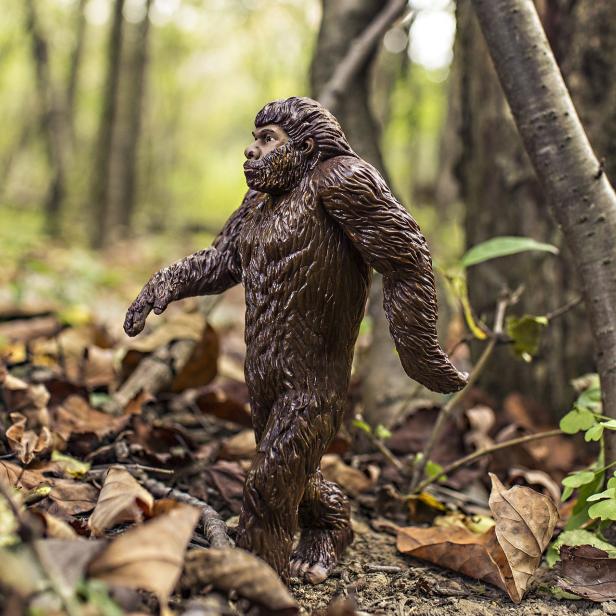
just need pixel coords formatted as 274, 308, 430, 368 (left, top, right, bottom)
243, 96, 356, 194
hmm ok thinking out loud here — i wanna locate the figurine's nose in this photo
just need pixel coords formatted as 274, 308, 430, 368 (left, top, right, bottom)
245, 143, 259, 160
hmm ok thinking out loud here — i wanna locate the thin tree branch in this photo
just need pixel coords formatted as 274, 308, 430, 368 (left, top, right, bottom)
410, 291, 516, 490
318, 0, 410, 112
412, 428, 563, 494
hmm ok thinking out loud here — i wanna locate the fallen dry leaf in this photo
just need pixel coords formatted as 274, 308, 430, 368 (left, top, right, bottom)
219, 429, 256, 460
321, 454, 374, 496
6, 412, 52, 464
0, 461, 98, 516
0, 371, 50, 415
397, 473, 558, 602
557, 544, 616, 601
183, 548, 299, 615
88, 467, 154, 537
203, 460, 246, 513
88, 502, 200, 607
31, 511, 77, 539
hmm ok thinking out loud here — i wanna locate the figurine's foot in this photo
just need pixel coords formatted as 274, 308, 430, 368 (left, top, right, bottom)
289, 525, 353, 585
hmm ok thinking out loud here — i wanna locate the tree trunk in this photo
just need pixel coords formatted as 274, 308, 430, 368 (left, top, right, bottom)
66, 0, 87, 143
312, 0, 419, 429
469, 0, 616, 460
116, 0, 153, 236
452, 0, 616, 416
24, 0, 67, 238
90, 0, 125, 249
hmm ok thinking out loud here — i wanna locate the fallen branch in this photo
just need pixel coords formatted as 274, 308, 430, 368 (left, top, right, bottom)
318, 0, 410, 112
107, 296, 221, 413
136, 473, 232, 549
412, 428, 563, 494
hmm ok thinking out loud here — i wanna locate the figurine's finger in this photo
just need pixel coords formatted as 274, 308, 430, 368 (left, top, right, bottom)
123, 300, 152, 336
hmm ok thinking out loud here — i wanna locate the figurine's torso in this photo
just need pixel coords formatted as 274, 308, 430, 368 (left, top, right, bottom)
238, 159, 370, 402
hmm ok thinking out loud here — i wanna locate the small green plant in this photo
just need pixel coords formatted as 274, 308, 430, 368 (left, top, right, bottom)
559, 375, 616, 526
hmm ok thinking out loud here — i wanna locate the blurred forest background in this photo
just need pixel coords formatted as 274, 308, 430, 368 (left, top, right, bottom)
1, 0, 614, 422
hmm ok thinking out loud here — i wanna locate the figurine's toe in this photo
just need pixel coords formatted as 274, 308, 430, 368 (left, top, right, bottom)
305, 564, 329, 585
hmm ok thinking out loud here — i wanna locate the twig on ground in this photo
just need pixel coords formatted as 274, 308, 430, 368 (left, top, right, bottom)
412, 429, 563, 495
364, 564, 403, 574
354, 412, 407, 476
318, 0, 410, 111
135, 473, 232, 549
410, 289, 521, 491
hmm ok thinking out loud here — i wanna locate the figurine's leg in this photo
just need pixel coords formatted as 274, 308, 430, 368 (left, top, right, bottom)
290, 469, 353, 584
235, 391, 334, 582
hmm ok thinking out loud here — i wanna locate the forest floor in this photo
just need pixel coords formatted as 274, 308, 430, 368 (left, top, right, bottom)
0, 240, 609, 615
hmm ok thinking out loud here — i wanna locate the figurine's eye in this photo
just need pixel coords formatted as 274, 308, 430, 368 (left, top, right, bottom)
264, 135, 274, 143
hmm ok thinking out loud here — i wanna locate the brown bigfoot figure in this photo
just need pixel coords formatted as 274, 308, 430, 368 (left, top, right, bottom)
124, 97, 467, 584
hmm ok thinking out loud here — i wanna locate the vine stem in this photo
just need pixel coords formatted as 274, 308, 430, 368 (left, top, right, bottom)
410, 291, 515, 490
412, 428, 563, 494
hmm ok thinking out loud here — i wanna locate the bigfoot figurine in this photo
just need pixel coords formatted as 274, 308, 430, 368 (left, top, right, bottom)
124, 97, 467, 584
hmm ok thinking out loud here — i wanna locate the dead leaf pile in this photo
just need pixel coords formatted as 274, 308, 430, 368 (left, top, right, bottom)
397, 473, 558, 602
557, 544, 616, 601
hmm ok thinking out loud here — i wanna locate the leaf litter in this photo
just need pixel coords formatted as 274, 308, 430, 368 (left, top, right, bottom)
0, 281, 609, 614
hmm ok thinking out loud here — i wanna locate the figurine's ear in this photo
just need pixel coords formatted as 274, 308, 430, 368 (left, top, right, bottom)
302, 137, 316, 155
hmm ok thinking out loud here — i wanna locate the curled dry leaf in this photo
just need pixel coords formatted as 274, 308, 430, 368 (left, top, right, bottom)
219, 429, 256, 460
183, 548, 299, 615
321, 454, 375, 496
397, 473, 558, 602
557, 544, 616, 602
31, 511, 77, 539
6, 412, 52, 464
88, 467, 154, 537
88, 502, 200, 607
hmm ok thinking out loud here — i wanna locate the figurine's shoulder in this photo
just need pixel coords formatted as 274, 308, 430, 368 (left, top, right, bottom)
317, 156, 383, 191
240, 189, 269, 209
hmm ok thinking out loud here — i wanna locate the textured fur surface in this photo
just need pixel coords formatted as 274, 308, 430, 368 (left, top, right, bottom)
124, 97, 466, 583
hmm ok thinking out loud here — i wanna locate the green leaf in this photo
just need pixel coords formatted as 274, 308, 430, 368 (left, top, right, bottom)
560, 408, 597, 434
602, 420, 616, 430
374, 424, 392, 441
546, 529, 616, 567
51, 451, 91, 478
587, 488, 616, 502
589, 498, 616, 521
425, 460, 446, 481
585, 423, 604, 442
566, 471, 605, 530
506, 314, 548, 361
561, 485, 574, 502
460, 236, 559, 268
352, 419, 372, 434
562, 470, 597, 489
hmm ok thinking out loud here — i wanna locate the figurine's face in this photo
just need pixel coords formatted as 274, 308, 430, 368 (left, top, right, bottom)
244, 123, 315, 195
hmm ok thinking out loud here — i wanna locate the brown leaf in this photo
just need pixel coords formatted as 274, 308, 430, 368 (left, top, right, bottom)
184, 548, 299, 615
52, 395, 134, 453
203, 460, 246, 513
489, 473, 558, 601
6, 412, 52, 464
31, 511, 78, 539
88, 502, 200, 607
0, 371, 50, 416
65, 345, 116, 389
321, 454, 374, 496
0, 461, 98, 516
194, 379, 253, 427
397, 474, 558, 602
219, 430, 256, 460
557, 544, 616, 601
88, 467, 154, 537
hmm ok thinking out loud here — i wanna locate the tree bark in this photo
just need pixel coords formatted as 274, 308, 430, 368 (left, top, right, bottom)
90, 0, 125, 249
452, 0, 616, 415
312, 0, 416, 429
66, 0, 87, 142
470, 0, 616, 460
116, 0, 153, 236
24, 0, 68, 238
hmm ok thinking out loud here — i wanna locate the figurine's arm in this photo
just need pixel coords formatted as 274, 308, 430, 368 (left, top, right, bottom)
320, 158, 467, 393
124, 192, 254, 337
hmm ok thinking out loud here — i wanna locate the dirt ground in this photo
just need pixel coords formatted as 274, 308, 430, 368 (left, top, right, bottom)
290, 511, 608, 615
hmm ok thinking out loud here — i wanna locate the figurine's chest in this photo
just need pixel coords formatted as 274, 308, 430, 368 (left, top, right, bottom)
241, 188, 322, 265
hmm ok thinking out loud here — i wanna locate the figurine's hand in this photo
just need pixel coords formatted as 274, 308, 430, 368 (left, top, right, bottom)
123, 274, 172, 337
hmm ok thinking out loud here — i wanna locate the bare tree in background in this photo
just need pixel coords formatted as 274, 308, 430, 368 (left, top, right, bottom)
66, 0, 88, 143
24, 0, 68, 238
116, 0, 153, 236
469, 0, 616, 460
90, 0, 126, 249
450, 0, 616, 416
